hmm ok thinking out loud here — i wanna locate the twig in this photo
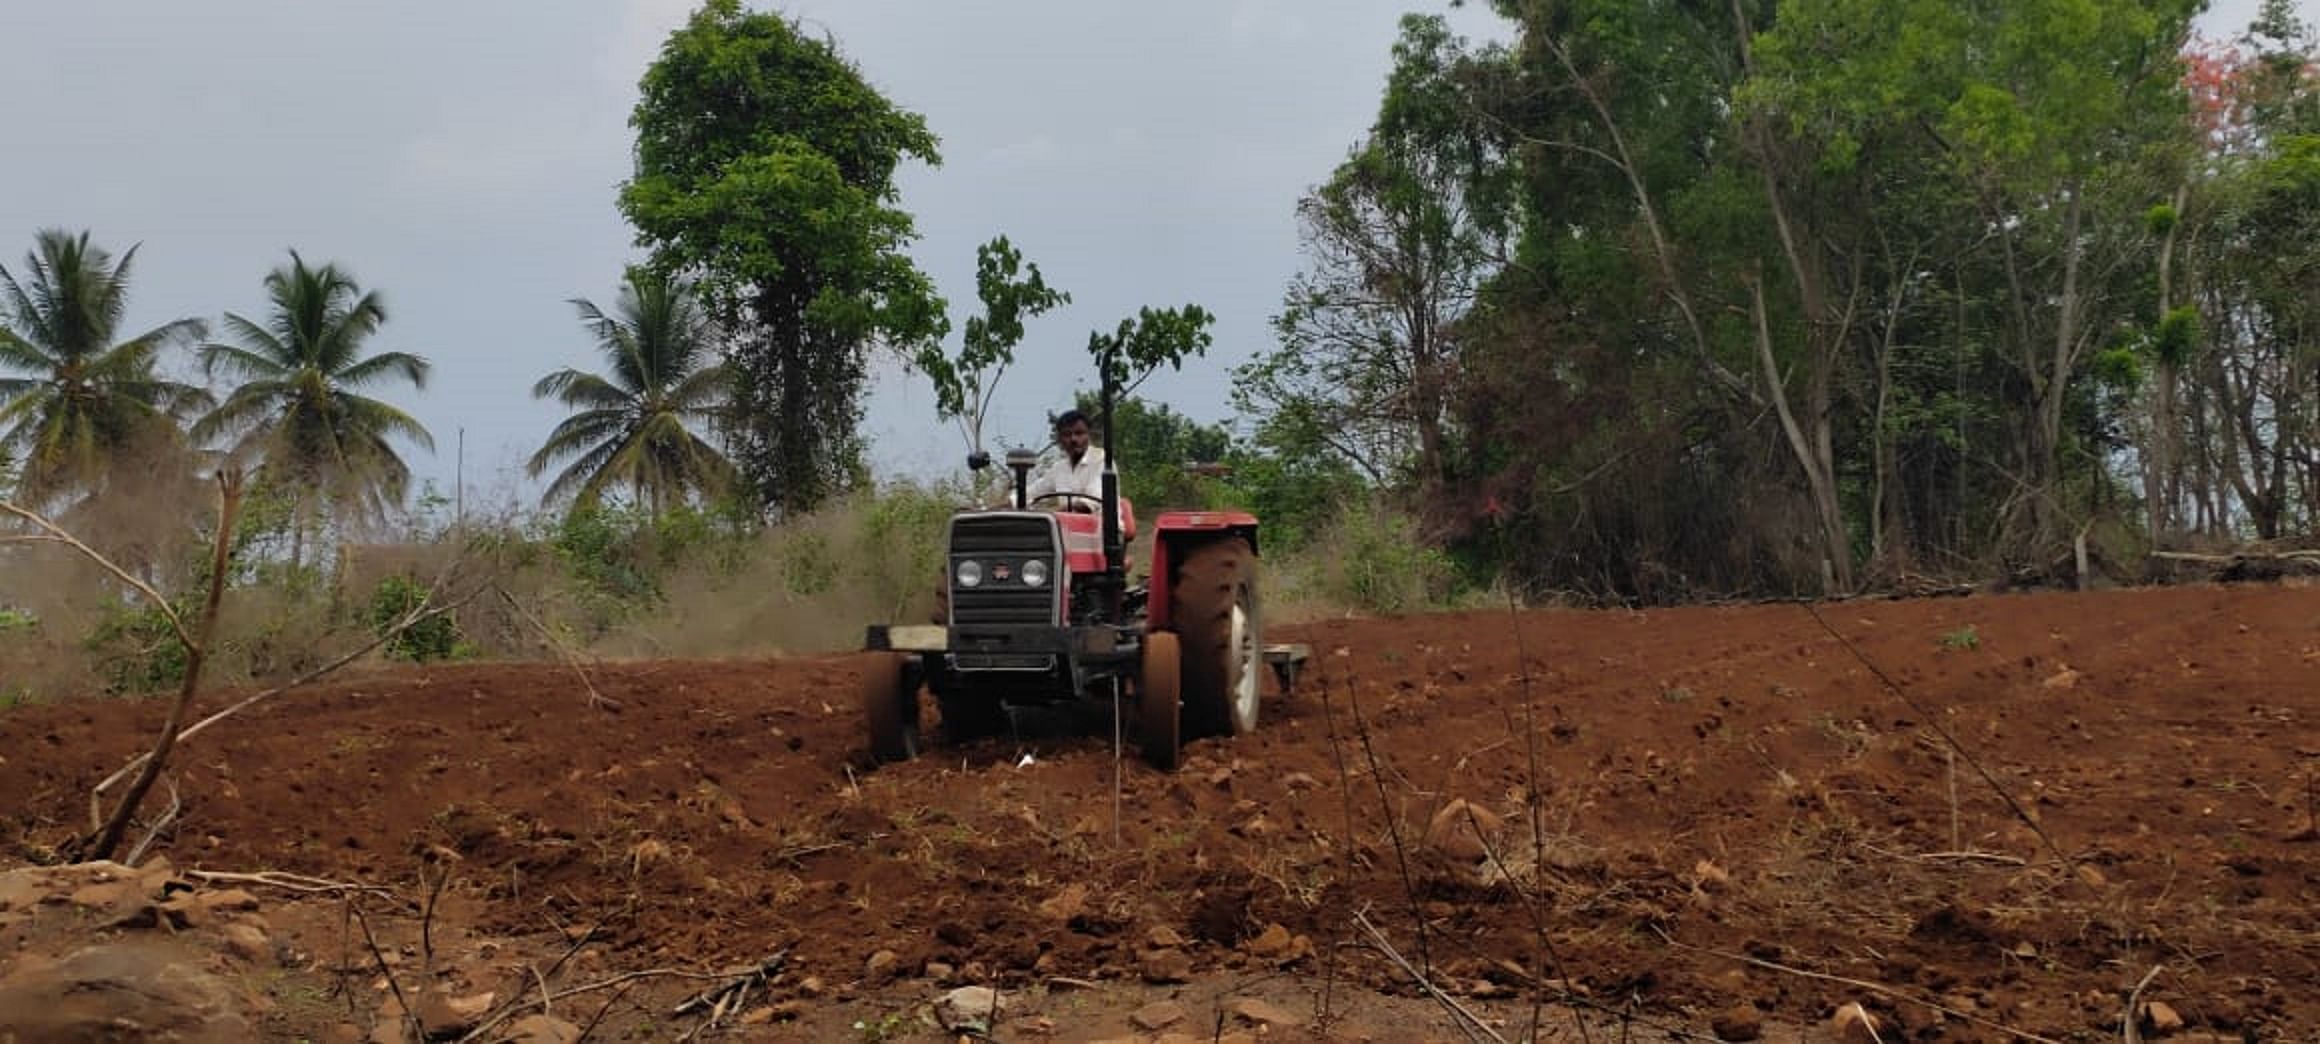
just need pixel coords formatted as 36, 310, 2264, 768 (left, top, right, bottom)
671, 952, 788, 1018
123, 777, 183, 867
2121, 964, 2163, 1044
458, 968, 740, 1043
183, 869, 404, 900
494, 585, 619, 711
352, 902, 425, 1044
1343, 668, 1432, 973
1651, 927, 2061, 1043
530, 964, 553, 1018
573, 980, 638, 1043
1354, 909, 1508, 1043
1498, 574, 1595, 1044
420, 857, 453, 981
1315, 660, 1365, 1028
1860, 844, 2028, 867
1948, 745, 1961, 851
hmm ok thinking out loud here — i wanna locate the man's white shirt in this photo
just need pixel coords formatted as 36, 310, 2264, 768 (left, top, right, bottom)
1024, 447, 1132, 530
1028, 447, 1107, 503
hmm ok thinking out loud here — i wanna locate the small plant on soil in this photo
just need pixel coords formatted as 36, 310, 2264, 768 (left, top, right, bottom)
1937, 624, 1980, 650
1660, 686, 1695, 703
853, 1010, 917, 1041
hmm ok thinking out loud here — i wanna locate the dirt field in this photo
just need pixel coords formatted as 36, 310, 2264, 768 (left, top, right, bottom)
4, 583, 2317, 1041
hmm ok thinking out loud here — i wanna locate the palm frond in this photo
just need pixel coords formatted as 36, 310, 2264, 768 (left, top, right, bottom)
541, 436, 625, 507
208, 315, 293, 376
525, 410, 626, 476
335, 393, 436, 454
333, 349, 429, 390
532, 368, 635, 409
190, 381, 291, 443
0, 328, 59, 373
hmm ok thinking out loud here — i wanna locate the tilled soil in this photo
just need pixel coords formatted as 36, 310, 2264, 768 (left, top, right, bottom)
4, 583, 2318, 1040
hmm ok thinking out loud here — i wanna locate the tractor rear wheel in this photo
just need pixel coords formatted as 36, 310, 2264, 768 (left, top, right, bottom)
1172, 537, 1261, 738
862, 653, 921, 762
1139, 631, 1183, 770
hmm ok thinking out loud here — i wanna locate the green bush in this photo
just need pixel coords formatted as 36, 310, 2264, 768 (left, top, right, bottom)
368, 575, 462, 662
1306, 498, 1456, 614
780, 531, 837, 596
85, 600, 189, 694
853, 481, 961, 619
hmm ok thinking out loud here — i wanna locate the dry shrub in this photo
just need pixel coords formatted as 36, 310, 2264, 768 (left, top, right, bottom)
1265, 497, 1459, 621
590, 483, 961, 658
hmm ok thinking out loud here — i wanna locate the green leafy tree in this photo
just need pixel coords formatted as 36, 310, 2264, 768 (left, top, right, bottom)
529, 269, 735, 513
1241, 15, 1507, 497
194, 252, 432, 561
621, 0, 946, 515
0, 230, 209, 505
1087, 305, 1216, 396
915, 236, 1069, 459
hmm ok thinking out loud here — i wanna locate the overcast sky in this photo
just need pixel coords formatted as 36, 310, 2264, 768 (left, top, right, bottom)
0, 0, 2299, 513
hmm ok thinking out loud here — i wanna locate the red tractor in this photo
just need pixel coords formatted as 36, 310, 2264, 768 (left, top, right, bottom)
860, 403, 1303, 770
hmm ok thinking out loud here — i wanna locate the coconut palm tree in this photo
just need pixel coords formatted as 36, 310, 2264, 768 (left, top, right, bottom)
529, 269, 734, 513
0, 230, 210, 505
193, 252, 431, 560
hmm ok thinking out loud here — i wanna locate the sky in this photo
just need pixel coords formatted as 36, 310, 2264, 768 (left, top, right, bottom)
0, 0, 2303, 515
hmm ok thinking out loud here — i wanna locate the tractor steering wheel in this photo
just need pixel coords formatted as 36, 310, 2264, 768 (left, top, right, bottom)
1030, 492, 1103, 514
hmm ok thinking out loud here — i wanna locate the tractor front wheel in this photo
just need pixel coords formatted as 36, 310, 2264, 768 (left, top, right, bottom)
1173, 537, 1261, 738
1139, 631, 1183, 770
862, 653, 921, 762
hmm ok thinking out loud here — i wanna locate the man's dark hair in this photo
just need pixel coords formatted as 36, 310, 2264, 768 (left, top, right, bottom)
1054, 409, 1090, 430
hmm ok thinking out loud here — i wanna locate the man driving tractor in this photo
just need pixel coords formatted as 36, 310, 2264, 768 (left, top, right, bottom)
1027, 409, 1103, 510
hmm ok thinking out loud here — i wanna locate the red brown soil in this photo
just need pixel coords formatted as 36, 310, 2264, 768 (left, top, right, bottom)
5, 583, 2319, 1040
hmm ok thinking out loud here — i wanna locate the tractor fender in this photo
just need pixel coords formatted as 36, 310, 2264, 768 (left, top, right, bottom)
1145, 510, 1259, 633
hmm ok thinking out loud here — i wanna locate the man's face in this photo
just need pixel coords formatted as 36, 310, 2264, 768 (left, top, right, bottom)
1056, 420, 1092, 460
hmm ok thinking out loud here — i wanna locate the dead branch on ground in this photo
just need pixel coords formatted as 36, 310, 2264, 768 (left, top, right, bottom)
184, 869, 405, 902
456, 967, 741, 1044
2121, 964, 2164, 1044
671, 951, 789, 1039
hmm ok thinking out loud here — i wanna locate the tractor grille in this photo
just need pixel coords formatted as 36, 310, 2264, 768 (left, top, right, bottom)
949, 514, 1060, 626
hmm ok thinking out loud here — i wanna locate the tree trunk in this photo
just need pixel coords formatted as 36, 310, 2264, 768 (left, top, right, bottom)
1749, 279, 1852, 593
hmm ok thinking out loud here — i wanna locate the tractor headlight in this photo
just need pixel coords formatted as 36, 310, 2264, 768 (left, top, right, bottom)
1021, 559, 1049, 588
955, 559, 983, 588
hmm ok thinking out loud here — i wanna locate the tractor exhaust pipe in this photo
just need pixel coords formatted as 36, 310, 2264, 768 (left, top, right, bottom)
1100, 350, 1125, 621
